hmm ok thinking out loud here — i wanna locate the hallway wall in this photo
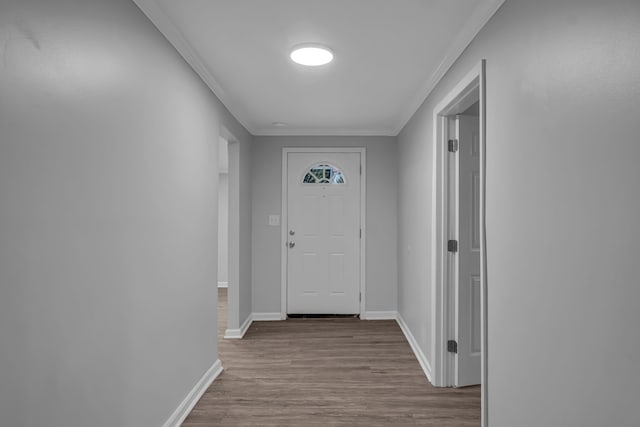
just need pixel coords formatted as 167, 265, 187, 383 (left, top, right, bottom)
397, 0, 640, 425
0, 0, 251, 426
251, 136, 398, 315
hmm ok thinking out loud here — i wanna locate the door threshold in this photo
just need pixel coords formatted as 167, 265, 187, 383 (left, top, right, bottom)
287, 314, 360, 319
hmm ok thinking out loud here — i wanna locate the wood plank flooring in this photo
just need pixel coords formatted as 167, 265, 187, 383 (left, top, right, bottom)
182, 289, 480, 426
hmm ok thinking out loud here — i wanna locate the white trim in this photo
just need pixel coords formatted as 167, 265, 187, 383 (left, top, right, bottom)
280, 147, 367, 318
391, 0, 504, 135
280, 148, 288, 318
131, 0, 254, 132
224, 314, 253, 339
254, 127, 395, 137
217, 281, 228, 288
224, 311, 283, 338
223, 132, 242, 340
431, 61, 488, 426
252, 312, 284, 321
396, 313, 433, 383
362, 311, 397, 320
162, 359, 223, 427
479, 61, 489, 427
132, 0, 503, 137
431, 62, 483, 387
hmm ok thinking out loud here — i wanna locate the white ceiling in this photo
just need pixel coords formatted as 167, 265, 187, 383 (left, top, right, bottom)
133, 0, 504, 136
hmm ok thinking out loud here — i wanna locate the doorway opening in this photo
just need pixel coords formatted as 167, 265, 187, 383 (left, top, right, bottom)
218, 137, 229, 292
281, 148, 366, 318
218, 130, 243, 340
216, 136, 230, 341
431, 61, 487, 425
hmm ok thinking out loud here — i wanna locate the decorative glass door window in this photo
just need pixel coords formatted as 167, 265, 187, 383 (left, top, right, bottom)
303, 164, 345, 184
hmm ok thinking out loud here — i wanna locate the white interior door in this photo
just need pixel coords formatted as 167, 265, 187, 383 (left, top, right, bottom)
454, 114, 482, 386
286, 152, 361, 314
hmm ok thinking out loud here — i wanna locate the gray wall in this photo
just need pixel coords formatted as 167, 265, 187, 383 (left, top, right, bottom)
0, 0, 250, 426
397, 0, 640, 425
252, 136, 397, 314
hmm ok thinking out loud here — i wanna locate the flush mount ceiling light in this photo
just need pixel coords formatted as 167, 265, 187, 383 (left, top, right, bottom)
290, 44, 334, 66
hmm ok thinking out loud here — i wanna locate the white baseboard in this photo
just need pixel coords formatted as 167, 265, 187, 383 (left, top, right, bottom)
224, 313, 253, 339
396, 312, 433, 383
362, 311, 398, 320
252, 312, 284, 321
217, 281, 228, 288
224, 312, 283, 338
163, 359, 223, 427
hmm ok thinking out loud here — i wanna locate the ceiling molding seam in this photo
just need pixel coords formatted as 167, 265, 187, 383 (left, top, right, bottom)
252, 128, 396, 137
131, 0, 256, 134
391, 0, 506, 136
132, 0, 506, 138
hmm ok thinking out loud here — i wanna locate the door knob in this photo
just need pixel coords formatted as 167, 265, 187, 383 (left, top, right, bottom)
288, 241, 295, 248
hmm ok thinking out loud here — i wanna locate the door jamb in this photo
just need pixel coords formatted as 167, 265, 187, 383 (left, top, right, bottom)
220, 128, 241, 339
281, 147, 367, 319
430, 60, 488, 426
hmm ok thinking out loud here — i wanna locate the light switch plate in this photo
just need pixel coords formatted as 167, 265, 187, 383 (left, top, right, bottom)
268, 215, 280, 226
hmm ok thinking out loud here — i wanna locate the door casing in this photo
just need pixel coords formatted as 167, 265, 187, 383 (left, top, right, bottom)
221, 127, 242, 339
431, 61, 488, 425
281, 147, 366, 319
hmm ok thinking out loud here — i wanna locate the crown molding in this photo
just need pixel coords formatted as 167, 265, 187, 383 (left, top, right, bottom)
133, 0, 505, 138
131, 0, 255, 133
252, 127, 396, 137
391, 0, 505, 135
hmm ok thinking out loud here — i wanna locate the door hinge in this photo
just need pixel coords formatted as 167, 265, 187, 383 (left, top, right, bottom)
359, 292, 361, 302
448, 139, 458, 153
360, 228, 362, 239
447, 340, 458, 354
360, 164, 362, 175
447, 239, 458, 252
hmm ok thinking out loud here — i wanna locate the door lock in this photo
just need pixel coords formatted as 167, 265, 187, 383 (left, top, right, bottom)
289, 230, 295, 236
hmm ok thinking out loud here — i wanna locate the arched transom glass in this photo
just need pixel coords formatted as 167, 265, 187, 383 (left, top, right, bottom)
303, 164, 345, 184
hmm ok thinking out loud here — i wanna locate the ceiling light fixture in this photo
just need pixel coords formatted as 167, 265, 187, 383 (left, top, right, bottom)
290, 44, 334, 66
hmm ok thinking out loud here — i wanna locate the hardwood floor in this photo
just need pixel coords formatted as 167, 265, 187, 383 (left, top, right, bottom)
182, 288, 480, 426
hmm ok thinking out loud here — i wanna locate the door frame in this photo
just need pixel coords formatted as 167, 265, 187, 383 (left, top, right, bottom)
220, 127, 242, 339
431, 61, 488, 425
281, 147, 366, 319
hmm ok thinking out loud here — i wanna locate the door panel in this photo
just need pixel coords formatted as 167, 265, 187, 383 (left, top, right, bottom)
471, 275, 482, 354
286, 152, 361, 314
455, 114, 482, 387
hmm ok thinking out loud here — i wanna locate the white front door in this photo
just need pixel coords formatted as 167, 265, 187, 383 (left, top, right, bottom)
454, 114, 482, 386
286, 151, 361, 314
